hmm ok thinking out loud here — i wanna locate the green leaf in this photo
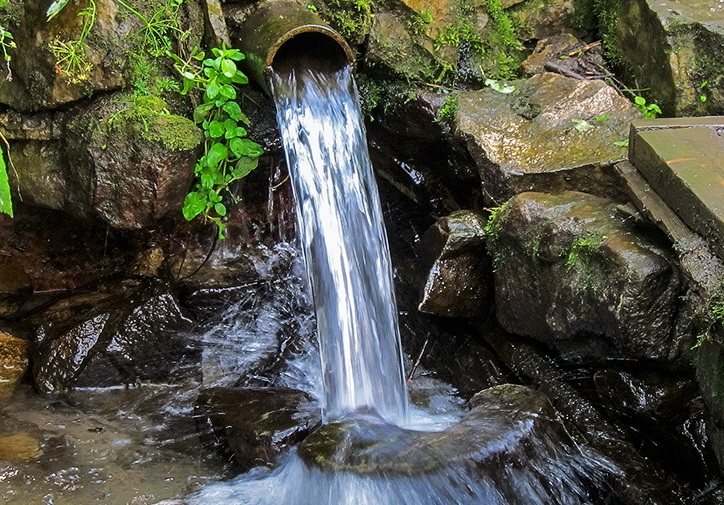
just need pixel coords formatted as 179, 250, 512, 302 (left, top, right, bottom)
206, 142, 228, 166
613, 139, 629, 147
229, 137, 263, 158
220, 58, 237, 78
634, 96, 646, 106
223, 118, 237, 131
208, 120, 225, 138
214, 202, 227, 216
595, 115, 612, 122
484, 79, 516, 94
571, 118, 593, 132
233, 156, 259, 179
0, 147, 12, 217
226, 126, 247, 140
222, 101, 242, 121
231, 72, 249, 85
182, 192, 206, 220
220, 84, 236, 99
46, 0, 70, 21
206, 79, 220, 100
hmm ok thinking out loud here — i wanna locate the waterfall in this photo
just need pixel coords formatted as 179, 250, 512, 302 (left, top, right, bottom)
269, 64, 409, 426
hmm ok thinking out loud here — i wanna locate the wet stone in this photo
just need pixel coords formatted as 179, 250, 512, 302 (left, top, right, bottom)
301, 384, 574, 474
196, 387, 319, 471
0, 433, 43, 461
0, 331, 30, 405
416, 210, 492, 317
0, 259, 33, 318
31, 279, 196, 393
455, 72, 638, 205
488, 191, 684, 363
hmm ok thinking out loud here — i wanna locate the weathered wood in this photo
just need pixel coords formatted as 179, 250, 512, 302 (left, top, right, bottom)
630, 117, 724, 261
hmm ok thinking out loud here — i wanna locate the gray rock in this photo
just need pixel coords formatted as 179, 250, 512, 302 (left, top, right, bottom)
596, 0, 724, 116
417, 210, 492, 317
455, 73, 638, 206
487, 191, 684, 363
64, 94, 202, 228
32, 279, 196, 393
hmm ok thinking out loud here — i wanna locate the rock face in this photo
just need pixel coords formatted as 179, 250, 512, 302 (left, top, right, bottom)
596, 0, 724, 116
196, 387, 318, 471
65, 95, 202, 228
455, 72, 639, 206
416, 210, 491, 317
32, 279, 196, 393
487, 191, 684, 362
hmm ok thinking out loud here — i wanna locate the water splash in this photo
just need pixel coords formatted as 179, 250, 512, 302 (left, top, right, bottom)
269, 65, 409, 425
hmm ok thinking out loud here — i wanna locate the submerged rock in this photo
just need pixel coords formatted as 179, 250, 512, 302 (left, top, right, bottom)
416, 210, 492, 317
298, 384, 614, 504
196, 387, 319, 471
487, 191, 684, 362
32, 279, 196, 393
455, 72, 638, 205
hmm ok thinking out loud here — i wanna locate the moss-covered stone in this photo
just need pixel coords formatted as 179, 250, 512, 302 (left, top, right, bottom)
593, 0, 724, 116
65, 92, 201, 228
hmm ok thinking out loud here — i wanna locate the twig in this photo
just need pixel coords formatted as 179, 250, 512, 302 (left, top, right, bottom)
568, 40, 601, 57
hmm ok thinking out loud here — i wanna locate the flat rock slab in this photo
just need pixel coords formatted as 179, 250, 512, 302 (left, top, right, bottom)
630, 117, 724, 260
455, 72, 637, 205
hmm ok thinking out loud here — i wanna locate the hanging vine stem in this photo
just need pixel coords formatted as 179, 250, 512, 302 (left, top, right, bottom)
0, 24, 15, 81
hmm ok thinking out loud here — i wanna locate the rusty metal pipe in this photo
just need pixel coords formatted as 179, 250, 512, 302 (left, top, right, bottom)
235, 2, 355, 93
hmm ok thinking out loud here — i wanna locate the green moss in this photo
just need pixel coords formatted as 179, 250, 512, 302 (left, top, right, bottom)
108, 95, 201, 151
321, 0, 373, 45
565, 232, 605, 269
435, 94, 459, 123
356, 73, 418, 120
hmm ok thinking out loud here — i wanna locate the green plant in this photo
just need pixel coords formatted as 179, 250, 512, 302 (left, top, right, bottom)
699, 81, 709, 103
116, 0, 186, 57
324, 0, 372, 43
633, 95, 662, 119
484, 78, 515, 94
0, 23, 15, 80
170, 46, 263, 239
0, 140, 12, 217
407, 9, 433, 36
434, 94, 458, 123
48, 0, 96, 83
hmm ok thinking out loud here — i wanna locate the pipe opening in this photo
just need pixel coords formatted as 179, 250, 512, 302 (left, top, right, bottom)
271, 32, 352, 76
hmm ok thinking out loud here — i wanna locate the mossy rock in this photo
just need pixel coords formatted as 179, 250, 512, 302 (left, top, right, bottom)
65, 93, 202, 228
593, 0, 724, 116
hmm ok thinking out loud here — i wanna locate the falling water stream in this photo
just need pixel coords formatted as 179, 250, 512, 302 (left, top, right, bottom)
269, 64, 409, 425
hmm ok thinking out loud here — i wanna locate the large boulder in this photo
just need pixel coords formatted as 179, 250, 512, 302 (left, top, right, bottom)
455, 72, 639, 206
487, 191, 685, 363
31, 278, 196, 393
65, 94, 202, 228
594, 0, 724, 116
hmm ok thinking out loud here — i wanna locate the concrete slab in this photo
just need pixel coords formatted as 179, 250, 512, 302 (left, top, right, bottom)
629, 117, 724, 260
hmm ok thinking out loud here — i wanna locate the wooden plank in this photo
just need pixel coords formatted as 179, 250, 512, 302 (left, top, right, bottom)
630, 120, 724, 261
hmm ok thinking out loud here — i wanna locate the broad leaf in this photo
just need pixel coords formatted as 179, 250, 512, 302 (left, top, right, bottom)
222, 101, 242, 121
193, 102, 214, 123
206, 142, 228, 166
214, 202, 227, 216
233, 156, 259, 179
0, 147, 12, 217
208, 120, 225, 138
220, 58, 236, 78
182, 192, 206, 220
206, 79, 220, 100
